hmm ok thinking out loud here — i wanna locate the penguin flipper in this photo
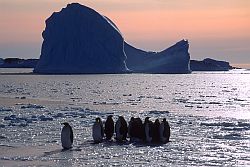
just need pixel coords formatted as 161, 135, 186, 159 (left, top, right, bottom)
69, 126, 73, 143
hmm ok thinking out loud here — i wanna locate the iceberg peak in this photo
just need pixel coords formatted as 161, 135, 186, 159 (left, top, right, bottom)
34, 3, 128, 74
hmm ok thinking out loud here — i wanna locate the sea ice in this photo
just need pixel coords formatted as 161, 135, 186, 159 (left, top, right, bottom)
20, 104, 44, 109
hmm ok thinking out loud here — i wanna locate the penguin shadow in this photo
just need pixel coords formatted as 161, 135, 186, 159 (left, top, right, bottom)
77, 139, 97, 147
42, 140, 172, 156
127, 139, 172, 148
43, 147, 81, 157
78, 138, 132, 147
81, 139, 171, 148
91, 139, 130, 146
43, 148, 69, 157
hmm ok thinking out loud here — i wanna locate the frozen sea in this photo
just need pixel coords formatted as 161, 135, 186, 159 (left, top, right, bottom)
0, 69, 250, 166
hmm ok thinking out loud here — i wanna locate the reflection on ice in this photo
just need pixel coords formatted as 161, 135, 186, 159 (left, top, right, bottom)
0, 103, 249, 166
0, 72, 250, 166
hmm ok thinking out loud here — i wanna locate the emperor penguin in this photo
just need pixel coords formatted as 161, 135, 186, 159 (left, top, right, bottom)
128, 117, 135, 138
159, 120, 167, 143
115, 116, 128, 142
61, 122, 73, 149
130, 117, 143, 142
152, 119, 161, 143
162, 118, 171, 143
144, 117, 153, 143
135, 117, 144, 140
92, 117, 104, 143
104, 115, 114, 140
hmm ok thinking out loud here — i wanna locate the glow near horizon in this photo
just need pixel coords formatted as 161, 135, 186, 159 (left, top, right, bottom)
0, 0, 249, 68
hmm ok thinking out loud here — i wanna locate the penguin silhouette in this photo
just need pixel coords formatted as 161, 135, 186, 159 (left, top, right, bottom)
152, 119, 160, 143
92, 117, 104, 143
120, 116, 128, 140
104, 115, 114, 140
144, 117, 153, 143
61, 122, 73, 149
162, 118, 170, 143
160, 119, 166, 143
128, 117, 135, 138
135, 117, 144, 140
115, 116, 128, 142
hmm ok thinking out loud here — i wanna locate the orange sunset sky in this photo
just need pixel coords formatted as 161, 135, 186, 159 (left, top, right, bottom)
0, 0, 250, 68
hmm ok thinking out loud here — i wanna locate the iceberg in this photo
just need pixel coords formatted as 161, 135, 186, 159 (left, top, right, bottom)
190, 58, 233, 71
0, 58, 4, 65
125, 40, 191, 73
0, 58, 38, 68
34, 3, 191, 74
34, 3, 128, 74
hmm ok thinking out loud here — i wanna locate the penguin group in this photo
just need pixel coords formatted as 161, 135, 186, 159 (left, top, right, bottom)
92, 115, 171, 144
60, 116, 170, 149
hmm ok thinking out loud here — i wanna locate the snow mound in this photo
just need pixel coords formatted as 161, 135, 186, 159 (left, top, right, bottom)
34, 3, 128, 74
125, 40, 191, 74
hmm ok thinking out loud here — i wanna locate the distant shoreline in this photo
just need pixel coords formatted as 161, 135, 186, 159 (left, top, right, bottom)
0, 57, 241, 73
0, 69, 249, 76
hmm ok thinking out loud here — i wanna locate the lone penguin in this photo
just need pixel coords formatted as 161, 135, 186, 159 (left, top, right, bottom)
104, 115, 114, 140
61, 122, 73, 149
92, 117, 104, 143
115, 116, 128, 142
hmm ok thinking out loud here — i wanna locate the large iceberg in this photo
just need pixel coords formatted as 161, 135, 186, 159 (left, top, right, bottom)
34, 3, 128, 74
34, 3, 191, 74
125, 40, 191, 73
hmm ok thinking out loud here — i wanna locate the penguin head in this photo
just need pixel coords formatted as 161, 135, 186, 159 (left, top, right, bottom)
61, 122, 69, 126
155, 119, 160, 124
145, 117, 150, 122
119, 116, 124, 120
107, 115, 113, 119
96, 117, 102, 122
163, 118, 166, 122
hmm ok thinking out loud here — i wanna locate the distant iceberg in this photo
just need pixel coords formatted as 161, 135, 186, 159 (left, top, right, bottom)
34, 3, 190, 74
190, 58, 233, 71
34, 3, 128, 74
0, 58, 4, 65
0, 58, 38, 68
